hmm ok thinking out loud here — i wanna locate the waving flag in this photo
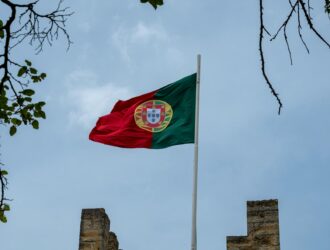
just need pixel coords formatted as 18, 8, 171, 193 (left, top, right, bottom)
89, 73, 196, 149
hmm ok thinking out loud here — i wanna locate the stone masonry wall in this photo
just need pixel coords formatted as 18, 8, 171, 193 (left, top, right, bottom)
227, 199, 280, 250
79, 208, 119, 250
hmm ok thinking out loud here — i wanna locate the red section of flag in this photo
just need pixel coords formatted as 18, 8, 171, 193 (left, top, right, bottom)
89, 90, 156, 148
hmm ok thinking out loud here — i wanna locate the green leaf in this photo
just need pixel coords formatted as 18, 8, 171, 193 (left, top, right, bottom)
22, 89, 35, 96
17, 66, 27, 77
39, 111, 46, 119
30, 67, 37, 74
0, 95, 8, 106
1, 170, 8, 175
31, 76, 39, 83
25, 60, 32, 66
326, 0, 330, 14
34, 111, 41, 118
40, 73, 47, 80
141, 0, 163, 9
35, 105, 41, 111
11, 118, 22, 126
0, 20, 3, 28
26, 104, 34, 110
35, 102, 46, 112
0, 214, 7, 223
17, 96, 24, 105
9, 126, 16, 136
38, 101, 46, 107
32, 120, 39, 129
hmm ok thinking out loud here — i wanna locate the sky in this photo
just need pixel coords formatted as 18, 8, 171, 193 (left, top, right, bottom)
1, 0, 330, 250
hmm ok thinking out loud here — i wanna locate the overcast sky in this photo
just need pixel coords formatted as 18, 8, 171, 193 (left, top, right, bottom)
1, 0, 330, 250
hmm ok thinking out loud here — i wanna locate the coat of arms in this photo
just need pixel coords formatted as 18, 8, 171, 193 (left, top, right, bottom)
134, 100, 173, 132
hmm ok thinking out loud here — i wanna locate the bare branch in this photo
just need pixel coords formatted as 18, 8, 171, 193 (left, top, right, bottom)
259, 0, 283, 114
307, 0, 312, 18
270, 1, 299, 41
263, 27, 271, 36
297, 4, 310, 53
9, 0, 74, 53
0, 0, 17, 91
299, 0, 330, 48
283, 25, 293, 65
0, 0, 72, 115
260, 0, 329, 113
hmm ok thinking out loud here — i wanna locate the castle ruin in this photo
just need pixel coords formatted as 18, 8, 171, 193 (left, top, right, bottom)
78, 199, 280, 250
227, 199, 280, 250
79, 208, 119, 250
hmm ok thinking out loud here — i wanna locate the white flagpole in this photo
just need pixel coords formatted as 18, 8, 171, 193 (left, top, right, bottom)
191, 54, 201, 250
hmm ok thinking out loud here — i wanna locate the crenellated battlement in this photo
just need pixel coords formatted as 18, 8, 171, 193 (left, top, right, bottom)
78, 199, 280, 250
227, 199, 280, 250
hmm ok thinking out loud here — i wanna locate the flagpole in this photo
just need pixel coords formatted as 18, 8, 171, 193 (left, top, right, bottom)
191, 54, 201, 250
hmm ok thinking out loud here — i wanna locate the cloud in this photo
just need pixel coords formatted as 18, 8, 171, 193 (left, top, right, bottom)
65, 70, 133, 129
111, 21, 169, 62
131, 22, 168, 43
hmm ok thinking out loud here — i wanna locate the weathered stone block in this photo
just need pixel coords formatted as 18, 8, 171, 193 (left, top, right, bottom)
227, 199, 280, 250
79, 208, 119, 250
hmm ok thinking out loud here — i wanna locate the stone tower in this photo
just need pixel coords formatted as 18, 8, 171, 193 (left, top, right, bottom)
227, 199, 280, 250
79, 208, 119, 250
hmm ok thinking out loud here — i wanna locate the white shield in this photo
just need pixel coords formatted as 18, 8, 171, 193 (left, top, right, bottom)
147, 108, 161, 124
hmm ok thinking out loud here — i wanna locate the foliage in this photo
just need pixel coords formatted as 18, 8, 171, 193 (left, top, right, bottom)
0, 57, 47, 136
0, 0, 72, 223
0, 166, 9, 223
141, 0, 163, 9
326, 0, 330, 13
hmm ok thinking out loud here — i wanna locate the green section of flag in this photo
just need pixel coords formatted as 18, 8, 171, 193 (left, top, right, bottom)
152, 73, 196, 149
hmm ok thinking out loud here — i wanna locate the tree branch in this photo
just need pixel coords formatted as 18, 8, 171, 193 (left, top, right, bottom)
299, 0, 330, 48
0, 0, 16, 91
0, 1, 72, 220
259, 0, 329, 114
297, 3, 310, 53
259, 0, 283, 114
0, 164, 9, 221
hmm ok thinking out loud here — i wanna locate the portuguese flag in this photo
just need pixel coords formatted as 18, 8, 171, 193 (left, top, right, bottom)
89, 73, 197, 149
